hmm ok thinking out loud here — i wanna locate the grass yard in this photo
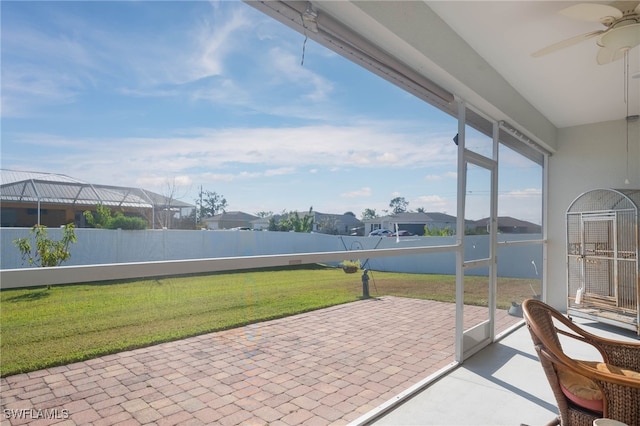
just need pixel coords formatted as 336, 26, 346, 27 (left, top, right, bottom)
0, 265, 540, 377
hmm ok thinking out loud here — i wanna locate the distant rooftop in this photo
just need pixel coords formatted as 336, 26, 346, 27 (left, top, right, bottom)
0, 169, 194, 209
364, 211, 459, 223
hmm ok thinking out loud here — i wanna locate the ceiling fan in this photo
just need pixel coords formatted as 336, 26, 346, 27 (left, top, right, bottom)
532, 1, 640, 64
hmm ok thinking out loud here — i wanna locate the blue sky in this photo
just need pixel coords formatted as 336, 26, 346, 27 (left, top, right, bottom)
1, 1, 542, 223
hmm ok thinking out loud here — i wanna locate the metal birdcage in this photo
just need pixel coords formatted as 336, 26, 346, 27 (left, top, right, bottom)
566, 188, 640, 335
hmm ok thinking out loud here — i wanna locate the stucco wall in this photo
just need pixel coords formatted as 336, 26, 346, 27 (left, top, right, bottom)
1, 227, 541, 280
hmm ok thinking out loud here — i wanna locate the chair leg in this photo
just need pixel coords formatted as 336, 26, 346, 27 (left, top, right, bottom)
544, 416, 560, 426
520, 417, 560, 426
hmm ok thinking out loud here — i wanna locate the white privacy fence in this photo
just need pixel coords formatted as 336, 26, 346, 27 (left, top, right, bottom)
0, 227, 543, 281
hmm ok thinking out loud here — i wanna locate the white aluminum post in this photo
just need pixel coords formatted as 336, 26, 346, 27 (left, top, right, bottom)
455, 100, 466, 363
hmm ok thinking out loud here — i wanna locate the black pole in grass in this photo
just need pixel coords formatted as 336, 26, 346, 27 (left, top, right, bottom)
361, 269, 370, 299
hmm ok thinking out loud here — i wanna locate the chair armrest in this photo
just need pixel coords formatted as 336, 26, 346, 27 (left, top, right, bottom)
540, 347, 640, 423
593, 341, 640, 372
551, 309, 640, 371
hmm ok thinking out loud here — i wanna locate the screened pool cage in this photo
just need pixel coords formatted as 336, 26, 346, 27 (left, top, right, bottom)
567, 189, 640, 335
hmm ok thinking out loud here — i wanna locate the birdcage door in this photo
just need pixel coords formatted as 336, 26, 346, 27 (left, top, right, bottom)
581, 214, 618, 306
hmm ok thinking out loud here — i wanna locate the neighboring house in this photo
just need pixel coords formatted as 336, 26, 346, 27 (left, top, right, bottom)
473, 216, 542, 234
0, 169, 194, 229
203, 211, 259, 230
364, 212, 474, 236
251, 215, 271, 231
252, 211, 363, 235
313, 212, 363, 235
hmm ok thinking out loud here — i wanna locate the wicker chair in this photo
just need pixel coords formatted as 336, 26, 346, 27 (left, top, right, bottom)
521, 299, 640, 426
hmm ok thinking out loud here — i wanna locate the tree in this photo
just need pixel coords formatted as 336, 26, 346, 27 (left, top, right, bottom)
14, 224, 77, 267
84, 204, 112, 228
83, 205, 147, 230
361, 208, 378, 220
173, 214, 198, 230
416, 207, 426, 213
317, 216, 339, 234
197, 188, 228, 219
389, 197, 409, 214
267, 216, 279, 231
269, 207, 314, 232
255, 211, 273, 218
158, 177, 191, 229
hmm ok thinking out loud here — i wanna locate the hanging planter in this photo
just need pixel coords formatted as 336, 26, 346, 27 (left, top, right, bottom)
340, 260, 360, 274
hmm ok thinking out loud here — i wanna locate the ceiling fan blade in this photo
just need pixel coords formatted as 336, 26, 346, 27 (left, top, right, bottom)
532, 30, 604, 57
596, 45, 628, 64
559, 3, 623, 23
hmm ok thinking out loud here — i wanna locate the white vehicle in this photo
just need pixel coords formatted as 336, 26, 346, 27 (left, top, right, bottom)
368, 229, 392, 237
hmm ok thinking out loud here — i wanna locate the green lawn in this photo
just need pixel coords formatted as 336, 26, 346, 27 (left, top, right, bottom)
0, 265, 539, 377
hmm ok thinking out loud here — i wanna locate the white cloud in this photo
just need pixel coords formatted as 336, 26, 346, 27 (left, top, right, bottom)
497, 188, 542, 224
502, 188, 542, 198
264, 167, 295, 176
174, 175, 193, 186
200, 172, 237, 182
5, 2, 541, 219
425, 171, 457, 181
0, 2, 259, 116
188, 5, 252, 81
340, 187, 372, 198
135, 175, 193, 188
414, 195, 449, 209
376, 152, 399, 164
265, 46, 334, 103
6, 123, 458, 207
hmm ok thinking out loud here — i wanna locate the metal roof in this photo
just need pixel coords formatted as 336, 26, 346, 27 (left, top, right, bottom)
1, 169, 85, 185
0, 169, 194, 209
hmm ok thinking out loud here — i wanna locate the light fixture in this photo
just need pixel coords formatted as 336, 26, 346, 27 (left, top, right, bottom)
596, 17, 640, 64
598, 22, 640, 49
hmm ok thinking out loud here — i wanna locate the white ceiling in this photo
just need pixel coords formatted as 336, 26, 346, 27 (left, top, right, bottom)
427, 1, 640, 129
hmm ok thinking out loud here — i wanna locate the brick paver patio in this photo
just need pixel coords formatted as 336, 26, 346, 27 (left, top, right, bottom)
1, 297, 520, 425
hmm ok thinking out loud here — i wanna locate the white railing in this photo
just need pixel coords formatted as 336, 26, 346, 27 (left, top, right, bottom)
0, 228, 543, 288
0, 244, 461, 289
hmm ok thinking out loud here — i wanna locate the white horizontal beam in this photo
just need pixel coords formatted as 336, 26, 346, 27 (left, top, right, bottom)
0, 244, 459, 289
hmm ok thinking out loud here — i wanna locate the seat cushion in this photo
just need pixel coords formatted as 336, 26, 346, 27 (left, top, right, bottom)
557, 361, 640, 414
557, 367, 603, 413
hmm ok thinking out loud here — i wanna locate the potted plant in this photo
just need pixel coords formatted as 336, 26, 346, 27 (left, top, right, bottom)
340, 259, 360, 274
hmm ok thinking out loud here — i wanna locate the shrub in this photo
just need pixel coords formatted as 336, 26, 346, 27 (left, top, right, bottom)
84, 204, 147, 230
13, 223, 77, 267
424, 225, 454, 236
110, 213, 147, 230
